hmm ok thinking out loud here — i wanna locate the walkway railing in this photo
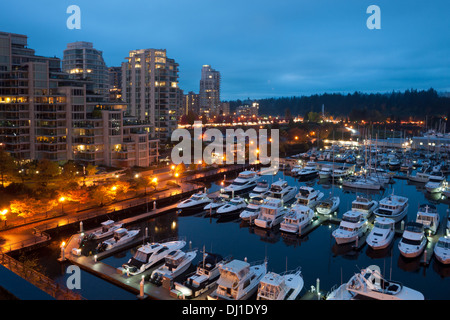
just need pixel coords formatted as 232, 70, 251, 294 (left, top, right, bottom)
0, 252, 84, 300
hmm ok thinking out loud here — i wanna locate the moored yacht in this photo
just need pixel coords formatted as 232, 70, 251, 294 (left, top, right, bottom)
434, 237, 450, 265
366, 217, 395, 250
207, 259, 267, 300
297, 162, 319, 180
374, 194, 409, 223
280, 204, 315, 235
351, 196, 378, 219
326, 265, 424, 300
122, 240, 186, 276
88, 220, 123, 240
257, 267, 304, 300
203, 195, 227, 214
416, 204, 440, 235
408, 171, 430, 183
294, 186, 324, 209
175, 251, 230, 299
254, 199, 289, 229
240, 196, 265, 222
342, 176, 382, 190
318, 167, 332, 179
150, 249, 198, 284
266, 179, 298, 204
316, 196, 340, 215
222, 170, 259, 197
398, 222, 427, 259
177, 192, 212, 214
96, 228, 140, 252
216, 197, 247, 217
332, 211, 368, 245
425, 174, 445, 193
249, 180, 269, 198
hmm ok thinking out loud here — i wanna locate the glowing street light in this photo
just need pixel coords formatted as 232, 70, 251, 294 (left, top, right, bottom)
0, 209, 8, 227
59, 196, 66, 214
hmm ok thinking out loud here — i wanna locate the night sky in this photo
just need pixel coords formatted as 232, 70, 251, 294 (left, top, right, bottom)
1, 0, 449, 100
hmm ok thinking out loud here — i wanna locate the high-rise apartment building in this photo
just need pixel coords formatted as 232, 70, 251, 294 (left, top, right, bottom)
0, 32, 158, 167
108, 66, 122, 102
183, 91, 200, 115
199, 65, 220, 116
62, 41, 109, 100
121, 49, 181, 141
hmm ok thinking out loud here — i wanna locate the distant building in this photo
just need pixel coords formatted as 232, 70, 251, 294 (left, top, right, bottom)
218, 102, 230, 116
108, 66, 122, 102
199, 65, 220, 116
62, 41, 109, 100
121, 49, 182, 141
183, 91, 200, 115
236, 100, 259, 118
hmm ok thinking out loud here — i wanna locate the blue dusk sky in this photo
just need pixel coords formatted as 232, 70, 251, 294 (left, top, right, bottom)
1, 0, 449, 100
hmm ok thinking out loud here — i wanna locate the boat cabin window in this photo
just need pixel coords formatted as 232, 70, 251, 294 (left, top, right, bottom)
342, 215, 361, 223
232, 180, 249, 186
156, 247, 168, 255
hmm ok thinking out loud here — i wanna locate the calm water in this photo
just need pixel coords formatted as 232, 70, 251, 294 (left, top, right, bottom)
24, 167, 450, 300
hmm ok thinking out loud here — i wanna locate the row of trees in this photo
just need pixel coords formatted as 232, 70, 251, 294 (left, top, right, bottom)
228, 88, 450, 121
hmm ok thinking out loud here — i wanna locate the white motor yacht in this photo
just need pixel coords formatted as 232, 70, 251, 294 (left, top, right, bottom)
280, 204, 315, 235
254, 199, 289, 229
249, 180, 269, 198
88, 220, 123, 240
216, 197, 247, 217
175, 252, 230, 299
203, 195, 227, 214
350, 196, 378, 219
266, 179, 298, 204
425, 174, 445, 193
294, 186, 324, 209
96, 228, 140, 252
416, 204, 440, 235
290, 165, 303, 177
240, 196, 265, 222
222, 170, 259, 197
150, 249, 198, 283
342, 176, 382, 190
122, 240, 186, 276
374, 194, 409, 223
207, 259, 267, 300
408, 171, 430, 183
177, 192, 212, 214
332, 211, 368, 245
297, 162, 319, 180
327, 265, 424, 300
434, 237, 450, 265
316, 196, 340, 215
257, 267, 304, 300
331, 167, 351, 180
366, 217, 396, 250
398, 222, 427, 259
318, 167, 332, 179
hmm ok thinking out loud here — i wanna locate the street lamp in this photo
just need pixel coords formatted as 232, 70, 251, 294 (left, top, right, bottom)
59, 196, 65, 214
0, 209, 8, 227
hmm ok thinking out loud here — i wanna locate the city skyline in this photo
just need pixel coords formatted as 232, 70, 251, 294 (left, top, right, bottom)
1, 0, 450, 101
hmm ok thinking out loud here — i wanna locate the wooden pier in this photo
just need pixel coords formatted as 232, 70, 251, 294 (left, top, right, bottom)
61, 230, 210, 300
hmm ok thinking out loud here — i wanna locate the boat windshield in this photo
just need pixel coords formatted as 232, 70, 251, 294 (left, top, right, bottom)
374, 222, 392, 229
134, 250, 151, 263
401, 238, 422, 246
191, 196, 203, 201
436, 240, 450, 249
230, 200, 241, 206
232, 181, 249, 186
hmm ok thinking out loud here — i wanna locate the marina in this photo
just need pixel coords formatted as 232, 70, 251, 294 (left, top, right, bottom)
2, 144, 450, 300
12, 155, 446, 300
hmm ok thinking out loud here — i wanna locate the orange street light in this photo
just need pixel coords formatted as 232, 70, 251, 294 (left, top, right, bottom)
59, 197, 65, 214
